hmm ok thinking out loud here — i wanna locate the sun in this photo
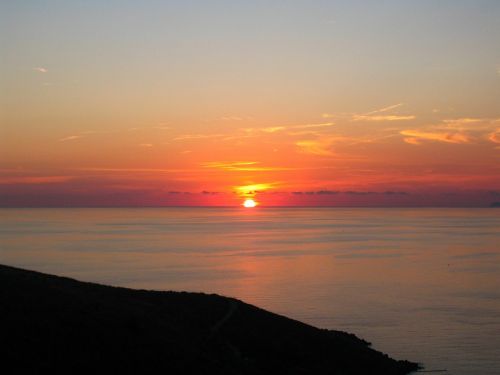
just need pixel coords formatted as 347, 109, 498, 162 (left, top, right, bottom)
243, 199, 257, 208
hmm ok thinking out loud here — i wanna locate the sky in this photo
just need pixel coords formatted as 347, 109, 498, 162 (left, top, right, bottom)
1, 0, 500, 207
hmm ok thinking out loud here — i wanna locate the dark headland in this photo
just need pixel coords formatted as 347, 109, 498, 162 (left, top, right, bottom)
0, 264, 419, 374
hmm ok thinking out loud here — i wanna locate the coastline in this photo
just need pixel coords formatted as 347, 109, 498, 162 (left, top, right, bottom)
0, 263, 420, 374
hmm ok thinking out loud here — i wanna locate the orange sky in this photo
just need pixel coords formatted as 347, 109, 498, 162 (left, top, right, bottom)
1, 1, 499, 206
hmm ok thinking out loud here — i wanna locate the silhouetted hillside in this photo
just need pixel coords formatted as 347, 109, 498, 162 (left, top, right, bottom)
0, 264, 419, 374
490, 202, 500, 207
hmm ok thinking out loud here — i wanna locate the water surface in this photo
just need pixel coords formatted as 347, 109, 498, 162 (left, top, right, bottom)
1, 208, 499, 374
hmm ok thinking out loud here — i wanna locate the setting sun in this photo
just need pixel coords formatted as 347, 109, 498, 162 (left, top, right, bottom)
2, 2, 499, 374
243, 199, 257, 208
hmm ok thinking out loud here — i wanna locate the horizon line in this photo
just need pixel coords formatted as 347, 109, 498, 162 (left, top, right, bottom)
0, 205, 497, 209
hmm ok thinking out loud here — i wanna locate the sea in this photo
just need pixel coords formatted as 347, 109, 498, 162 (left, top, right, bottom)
1, 207, 499, 374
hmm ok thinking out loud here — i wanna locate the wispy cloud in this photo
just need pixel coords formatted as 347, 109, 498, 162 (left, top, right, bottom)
489, 129, 500, 144
321, 113, 335, 118
402, 137, 422, 145
173, 122, 335, 146
366, 103, 404, 115
353, 114, 416, 121
33, 67, 48, 73
402, 118, 500, 146
174, 133, 228, 141
400, 130, 471, 144
244, 126, 286, 133
442, 118, 482, 131
295, 122, 335, 129
202, 161, 296, 172
58, 128, 147, 143
202, 161, 258, 170
292, 190, 337, 195
0, 176, 73, 184
139, 143, 153, 147
295, 132, 391, 154
296, 137, 338, 156
443, 118, 482, 125
348, 133, 399, 146
442, 118, 498, 131
243, 122, 334, 135
235, 182, 278, 195
77, 167, 198, 174
350, 103, 416, 122
59, 135, 83, 142
292, 190, 408, 196
323, 104, 415, 122
221, 116, 244, 121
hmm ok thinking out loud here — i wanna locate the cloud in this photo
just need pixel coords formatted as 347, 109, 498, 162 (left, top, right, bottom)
202, 161, 296, 172
442, 118, 484, 130
76, 167, 203, 176
296, 138, 336, 156
316, 190, 340, 195
489, 129, 500, 144
294, 122, 334, 129
351, 103, 415, 122
173, 133, 228, 141
401, 118, 500, 146
292, 190, 339, 195
0, 176, 74, 184
235, 183, 278, 195
400, 130, 471, 144
353, 114, 416, 121
258, 126, 286, 133
296, 140, 331, 156
383, 191, 409, 195
220, 116, 253, 121
342, 190, 408, 195
59, 135, 83, 142
321, 106, 415, 121
243, 122, 334, 135
139, 143, 153, 147
366, 103, 404, 115
349, 133, 399, 145
448, 119, 500, 147
287, 130, 323, 137
202, 161, 258, 170
443, 118, 482, 125
290, 190, 407, 196
173, 122, 335, 146
33, 67, 48, 73
403, 137, 422, 145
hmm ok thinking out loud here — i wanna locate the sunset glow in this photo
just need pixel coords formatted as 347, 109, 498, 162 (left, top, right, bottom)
1, 2, 499, 207
243, 199, 257, 208
2, 3, 500, 373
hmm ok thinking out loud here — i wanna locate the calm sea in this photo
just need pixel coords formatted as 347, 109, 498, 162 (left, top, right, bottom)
1, 208, 499, 374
